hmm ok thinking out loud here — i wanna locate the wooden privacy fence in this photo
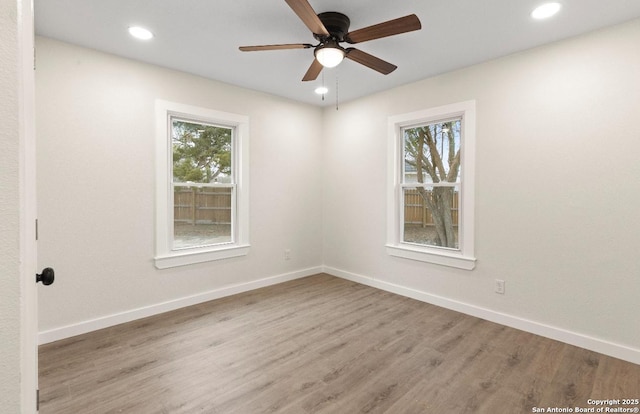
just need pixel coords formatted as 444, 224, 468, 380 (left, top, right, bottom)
175, 187, 455, 227
404, 189, 459, 227
174, 187, 232, 224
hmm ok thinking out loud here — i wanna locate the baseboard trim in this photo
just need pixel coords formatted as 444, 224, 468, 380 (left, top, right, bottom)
323, 266, 640, 365
38, 267, 322, 345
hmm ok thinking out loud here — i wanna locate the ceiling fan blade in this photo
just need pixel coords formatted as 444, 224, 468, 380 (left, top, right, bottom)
302, 59, 323, 81
345, 48, 397, 75
239, 43, 313, 52
345, 14, 421, 44
284, 0, 329, 36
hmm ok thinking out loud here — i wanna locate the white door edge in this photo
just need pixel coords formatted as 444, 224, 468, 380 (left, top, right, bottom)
19, 0, 38, 411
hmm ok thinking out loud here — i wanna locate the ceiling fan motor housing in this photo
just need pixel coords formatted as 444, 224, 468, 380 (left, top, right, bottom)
315, 12, 351, 42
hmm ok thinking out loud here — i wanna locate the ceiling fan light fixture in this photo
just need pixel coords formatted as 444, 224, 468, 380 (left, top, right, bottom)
314, 43, 345, 68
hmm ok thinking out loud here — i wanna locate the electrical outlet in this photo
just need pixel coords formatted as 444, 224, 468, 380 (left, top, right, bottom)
495, 279, 505, 294
284, 249, 291, 260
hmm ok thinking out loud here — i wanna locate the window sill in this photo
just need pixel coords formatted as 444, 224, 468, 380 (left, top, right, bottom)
386, 244, 476, 270
154, 244, 250, 269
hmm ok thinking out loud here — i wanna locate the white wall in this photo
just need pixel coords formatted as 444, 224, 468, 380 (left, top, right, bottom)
322, 19, 640, 362
0, 0, 22, 410
35, 38, 324, 338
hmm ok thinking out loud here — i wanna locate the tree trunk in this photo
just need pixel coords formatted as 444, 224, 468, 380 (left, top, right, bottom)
417, 187, 456, 248
410, 125, 459, 248
435, 187, 456, 248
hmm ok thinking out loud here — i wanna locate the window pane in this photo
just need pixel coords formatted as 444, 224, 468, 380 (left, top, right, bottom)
403, 186, 459, 249
173, 186, 232, 249
403, 119, 461, 184
171, 118, 233, 249
172, 119, 232, 184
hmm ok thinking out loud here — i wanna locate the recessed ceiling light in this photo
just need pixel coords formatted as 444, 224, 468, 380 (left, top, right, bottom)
128, 26, 154, 40
315, 86, 329, 95
531, 3, 562, 20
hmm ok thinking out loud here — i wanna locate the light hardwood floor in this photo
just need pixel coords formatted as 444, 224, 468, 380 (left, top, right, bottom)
39, 274, 640, 413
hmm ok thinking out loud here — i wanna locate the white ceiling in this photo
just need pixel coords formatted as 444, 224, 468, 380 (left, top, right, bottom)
35, 0, 640, 107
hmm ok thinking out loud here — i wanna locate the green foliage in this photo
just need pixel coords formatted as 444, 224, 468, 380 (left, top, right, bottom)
172, 120, 232, 183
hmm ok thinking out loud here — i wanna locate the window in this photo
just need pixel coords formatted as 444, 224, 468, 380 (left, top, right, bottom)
155, 100, 249, 269
387, 101, 476, 270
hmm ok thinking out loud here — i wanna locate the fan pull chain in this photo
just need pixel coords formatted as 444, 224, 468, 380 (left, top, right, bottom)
322, 72, 325, 101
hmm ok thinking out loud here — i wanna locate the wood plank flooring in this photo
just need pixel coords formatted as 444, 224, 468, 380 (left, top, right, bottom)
39, 274, 640, 413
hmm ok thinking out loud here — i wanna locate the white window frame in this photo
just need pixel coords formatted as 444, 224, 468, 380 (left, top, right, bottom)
386, 100, 476, 270
154, 100, 250, 269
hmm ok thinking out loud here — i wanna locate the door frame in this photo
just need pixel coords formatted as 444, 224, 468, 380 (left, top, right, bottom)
18, 0, 38, 411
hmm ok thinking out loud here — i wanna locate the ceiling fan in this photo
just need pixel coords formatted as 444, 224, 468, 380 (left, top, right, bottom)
239, 0, 422, 81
